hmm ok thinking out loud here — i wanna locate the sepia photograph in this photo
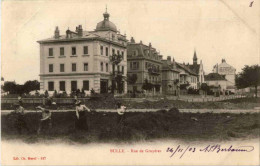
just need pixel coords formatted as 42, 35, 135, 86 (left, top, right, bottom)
1, 0, 260, 165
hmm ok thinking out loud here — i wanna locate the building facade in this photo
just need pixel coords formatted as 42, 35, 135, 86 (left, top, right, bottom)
205, 73, 227, 92
161, 56, 180, 95
176, 62, 198, 89
127, 38, 162, 93
38, 10, 128, 94
212, 59, 236, 92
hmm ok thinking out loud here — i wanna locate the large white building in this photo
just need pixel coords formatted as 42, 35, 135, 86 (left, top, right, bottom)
38, 10, 128, 94
212, 59, 236, 92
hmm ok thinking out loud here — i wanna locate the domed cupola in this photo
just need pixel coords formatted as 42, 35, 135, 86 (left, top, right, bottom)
96, 8, 117, 32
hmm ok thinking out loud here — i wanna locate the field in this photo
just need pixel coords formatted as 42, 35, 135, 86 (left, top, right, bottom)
2, 108, 259, 144
2, 97, 260, 110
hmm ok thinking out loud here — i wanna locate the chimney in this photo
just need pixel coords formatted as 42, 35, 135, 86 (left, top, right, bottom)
78, 25, 83, 37
130, 37, 135, 43
159, 55, 163, 60
66, 29, 70, 38
149, 42, 152, 47
140, 40, 142, 44
54, 26, 60, 39
167, 56, 171, 62
76, 26, 78, 32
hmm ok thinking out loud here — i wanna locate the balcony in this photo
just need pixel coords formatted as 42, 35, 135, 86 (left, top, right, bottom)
148, 67, 160, 75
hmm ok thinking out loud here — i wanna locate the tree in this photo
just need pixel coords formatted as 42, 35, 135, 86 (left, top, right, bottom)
109, 53, 123, 94
2, 81, 17, 94
23, 80, 40, 93
142, 79, 154, 91
236, 65, 260, 97
127, 74, 138, 94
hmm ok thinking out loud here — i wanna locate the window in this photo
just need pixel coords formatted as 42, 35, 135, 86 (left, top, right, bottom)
59, 81, 65, 91
122, 66, 124, 74
84, 46, 88, 55
117, 50, 120, 55
122, 51, 124, 60
71, 81, 77, 91
72, 47, 76, 55
100, 46, 103, 55
49, 64, 53, 72
106, 47, 108, 56
49, 48, 53, 56
133, 50, 138, 56
106, 63, 108, 72
100, 62, 103, 71
72, 63, 76, 72
60, 64, 64, 72
145, 62, 148, 69
131, 62, 139, 70
84, 63, 88, 71
83, 80, 89, 91
60, 47, 64, 56
48, 82, 54, 91
112, 49, 115, 55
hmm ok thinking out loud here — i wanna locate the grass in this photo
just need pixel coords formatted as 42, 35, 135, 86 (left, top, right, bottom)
2, 108, 259, 144
2, 97, 260, 110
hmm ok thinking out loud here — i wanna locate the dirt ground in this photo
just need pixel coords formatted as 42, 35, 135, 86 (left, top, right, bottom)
2, 108, 259, 144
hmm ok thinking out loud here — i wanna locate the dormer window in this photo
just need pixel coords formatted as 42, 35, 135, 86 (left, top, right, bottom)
133, 50, 138, 56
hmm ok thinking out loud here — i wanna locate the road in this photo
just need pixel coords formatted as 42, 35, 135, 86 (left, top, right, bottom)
1, 108, 259, 114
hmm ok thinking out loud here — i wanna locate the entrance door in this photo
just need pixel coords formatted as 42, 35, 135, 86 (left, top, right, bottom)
100, 79, 108, 93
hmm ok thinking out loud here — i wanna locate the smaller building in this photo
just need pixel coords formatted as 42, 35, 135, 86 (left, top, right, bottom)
161, 56, 180, 95
176, 62, 198, 89
205, 73, 227, 93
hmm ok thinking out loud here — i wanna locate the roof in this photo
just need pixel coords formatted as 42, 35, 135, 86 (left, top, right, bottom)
176, 63, 198, 76
205, 73, 227, 81
161, 60, 180, 72
37, 31, 99, 43
95, 12, 117, 32
186, 64, 200, 74
127, 42, 162, 63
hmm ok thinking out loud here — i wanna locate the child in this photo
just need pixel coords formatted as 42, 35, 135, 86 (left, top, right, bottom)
75, 100, 91, 130
36, 106, 52, 134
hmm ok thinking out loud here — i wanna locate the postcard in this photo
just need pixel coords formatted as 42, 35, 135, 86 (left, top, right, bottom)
1, 0, 259, 165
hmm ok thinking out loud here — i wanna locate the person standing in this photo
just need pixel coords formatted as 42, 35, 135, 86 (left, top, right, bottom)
11, 103, 29, 134
75, 100, 91, 131
36, 106, 52, 134
117, 102, 126, 125
116, 102, 127, 138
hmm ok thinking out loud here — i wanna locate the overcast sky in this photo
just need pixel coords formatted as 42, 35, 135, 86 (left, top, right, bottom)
1, 0, 259, 84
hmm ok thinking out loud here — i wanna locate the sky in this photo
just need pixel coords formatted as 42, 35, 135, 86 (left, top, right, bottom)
1, 0, 259, 84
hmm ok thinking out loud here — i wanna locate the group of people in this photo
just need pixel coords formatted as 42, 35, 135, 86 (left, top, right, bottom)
10, 96, 127, 135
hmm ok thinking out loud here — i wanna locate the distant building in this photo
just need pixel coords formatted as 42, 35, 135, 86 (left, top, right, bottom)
161, 56, 180, 95
176, 62, 198, 89
127, 38, 162, 93
212, 59, 236, 92
185, 51, 205, 87
205, 73, 227, 92
37, 10, 128, 94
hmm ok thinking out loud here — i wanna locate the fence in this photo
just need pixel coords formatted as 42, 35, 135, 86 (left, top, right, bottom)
1, 95, 246, 105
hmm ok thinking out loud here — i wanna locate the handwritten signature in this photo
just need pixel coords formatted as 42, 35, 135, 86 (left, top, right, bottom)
167, 144, 254, 158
